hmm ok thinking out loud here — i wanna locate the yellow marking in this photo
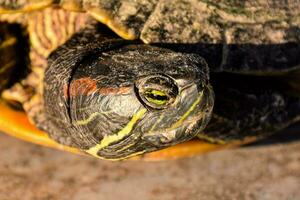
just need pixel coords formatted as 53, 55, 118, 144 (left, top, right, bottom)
29, 19, 49, 57
86, 108, 147, 157
115, 142, 136, 153
169, 91, 203, 130
75, 111, 111, 125
0, 37, 17, 50
145, 89, 168, 105
91, 150, 147, 161
115, 150, 146, 161
148, 90, 166, 96
0, 61, 16, 74
58, 9, 68, 42
44, 8, 59, 52
67, 12, 76, 37
146, 98, 168, 105
114, 135, 142, 153
88, 9, 136, 40
149, 114, 164, 132
37, 11, 53, 52
60, 1, 84, 12
196, 133, 226, 144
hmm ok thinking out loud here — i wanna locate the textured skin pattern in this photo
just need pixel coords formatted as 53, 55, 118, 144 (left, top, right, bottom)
25, 8, 89, 98
0, 8, 89, 125
44, 24, 213, 159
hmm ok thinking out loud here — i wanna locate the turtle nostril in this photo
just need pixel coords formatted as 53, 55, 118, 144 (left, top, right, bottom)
135, 74, 179, 109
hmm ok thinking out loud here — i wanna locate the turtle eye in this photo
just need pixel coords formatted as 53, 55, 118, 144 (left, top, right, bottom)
135, 74, 179, 109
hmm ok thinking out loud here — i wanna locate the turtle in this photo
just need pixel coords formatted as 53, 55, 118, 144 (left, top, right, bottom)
0, 0, 299, 160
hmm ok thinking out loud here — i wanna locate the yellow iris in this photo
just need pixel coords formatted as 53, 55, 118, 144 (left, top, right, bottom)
144, 89, 169, 106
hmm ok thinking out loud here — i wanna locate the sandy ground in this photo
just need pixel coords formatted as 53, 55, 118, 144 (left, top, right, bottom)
0, 130, 299, 200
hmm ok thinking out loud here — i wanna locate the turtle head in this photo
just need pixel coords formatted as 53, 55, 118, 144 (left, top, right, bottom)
45, 42, 214, 160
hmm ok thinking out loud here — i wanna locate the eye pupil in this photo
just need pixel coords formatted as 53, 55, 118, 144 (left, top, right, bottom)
148, 93, 168, 100
144, 89, 169, 105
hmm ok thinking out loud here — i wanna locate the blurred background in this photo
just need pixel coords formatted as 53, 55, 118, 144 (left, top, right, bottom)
0, 123, 299, 200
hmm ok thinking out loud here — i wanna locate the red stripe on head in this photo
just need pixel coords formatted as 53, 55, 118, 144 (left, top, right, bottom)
69, 78, 98, 97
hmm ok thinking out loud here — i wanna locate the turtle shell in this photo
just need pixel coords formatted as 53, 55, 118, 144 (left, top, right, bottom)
2, 0, 299, 73
82, 0, 300, 74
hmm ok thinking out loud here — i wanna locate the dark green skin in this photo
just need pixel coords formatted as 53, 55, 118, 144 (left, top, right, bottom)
42, 24, 214, 159
42, 23, 300, 159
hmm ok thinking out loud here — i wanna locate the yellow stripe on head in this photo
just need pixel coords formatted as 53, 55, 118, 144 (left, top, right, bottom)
91, 150, 147, 161
196, 133, 226, 144
75, 110, 112, 126
86, 108, 147, 157
170, 91, 203, 130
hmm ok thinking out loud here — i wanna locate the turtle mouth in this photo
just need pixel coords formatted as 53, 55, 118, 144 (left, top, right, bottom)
98, 111, 209, 160
142, 112, 208, 146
